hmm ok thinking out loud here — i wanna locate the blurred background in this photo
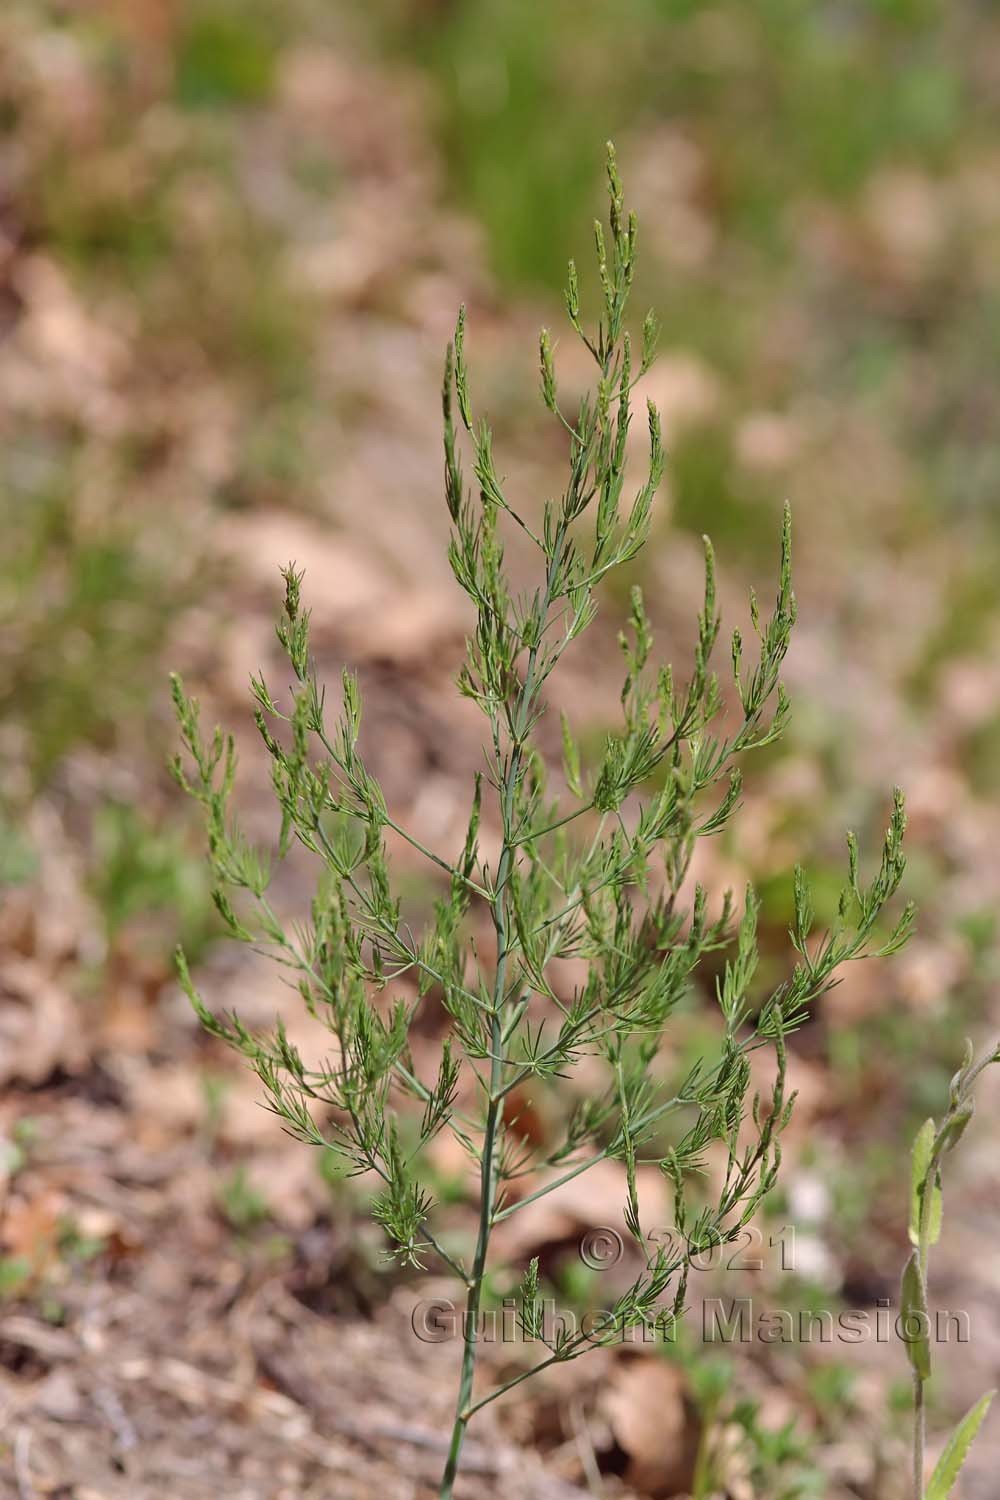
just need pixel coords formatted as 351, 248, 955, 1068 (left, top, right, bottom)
2, 3, 1000, 1497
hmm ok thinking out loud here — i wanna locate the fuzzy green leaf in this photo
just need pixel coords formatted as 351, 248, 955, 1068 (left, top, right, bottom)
926, 1390, 995, 1500
910, 1117, 940, 1247
901, 1250, 931, 1381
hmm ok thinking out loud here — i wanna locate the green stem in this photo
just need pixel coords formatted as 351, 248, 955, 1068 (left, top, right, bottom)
384, 813, 491, 900
463, 1344, 566, 1420
913, 1371, 925, 1500
511, 802, 594, 847
911, 1093, 953, 1499
438, 1083, 503, 1498
313, 724, 490, 902
912, 1115, 949, 1500
909, 1045, 998, 1498
438, 524, 568, 1500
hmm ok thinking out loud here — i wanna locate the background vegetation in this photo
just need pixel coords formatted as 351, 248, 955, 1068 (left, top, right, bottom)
2, 3, 1000, 1497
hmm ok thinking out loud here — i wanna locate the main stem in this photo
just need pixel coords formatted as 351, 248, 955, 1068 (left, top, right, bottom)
438, 526, 567, 1500
911, 1108, 947, 1500
910, 1050, 996, 1499
913, 1372, 925, 1500
911, 1141, 935, 1500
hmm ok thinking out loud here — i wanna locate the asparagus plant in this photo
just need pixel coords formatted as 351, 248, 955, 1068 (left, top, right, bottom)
903, 1039, 999, 1498
171, 144, 913, 1499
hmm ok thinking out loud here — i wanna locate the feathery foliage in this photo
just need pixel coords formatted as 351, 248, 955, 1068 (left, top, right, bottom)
172, 144, 913, 1499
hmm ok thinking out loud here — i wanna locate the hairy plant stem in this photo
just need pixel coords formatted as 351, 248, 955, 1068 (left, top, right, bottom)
909, 1052, 987, 1499
905, 1042, 1000, 1500
910, 1110, 941, 1500
438, 526, 568, 1500
913, 1371, 925, 1500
